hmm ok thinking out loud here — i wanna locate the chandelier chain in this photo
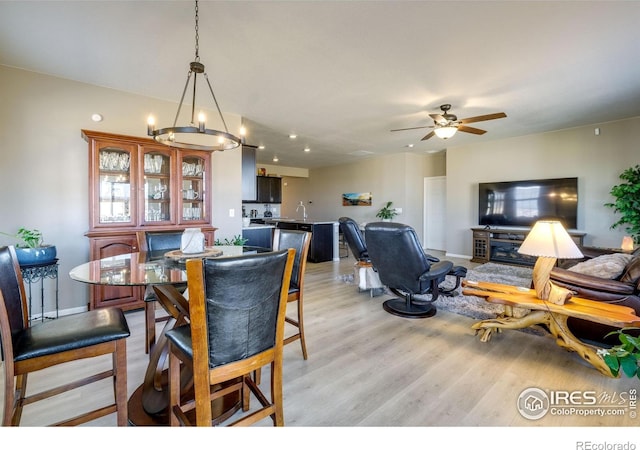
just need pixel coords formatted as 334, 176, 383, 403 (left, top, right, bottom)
194, 0, 199, 61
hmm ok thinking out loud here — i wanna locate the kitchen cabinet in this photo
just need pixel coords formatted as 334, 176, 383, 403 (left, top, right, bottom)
275, 221, 334, 263
241, 146, 257, 201
83, 129, 217, 310
257, 176, 282, 203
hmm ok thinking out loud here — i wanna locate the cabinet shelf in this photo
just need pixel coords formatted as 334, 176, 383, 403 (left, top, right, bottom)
83, 129, 217, 311
471, 227, 585, 266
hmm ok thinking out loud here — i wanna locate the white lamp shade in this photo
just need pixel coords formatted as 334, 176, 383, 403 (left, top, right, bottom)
434, 126, 457, 139
622, 236, 634, 251
518, 220, 583, 259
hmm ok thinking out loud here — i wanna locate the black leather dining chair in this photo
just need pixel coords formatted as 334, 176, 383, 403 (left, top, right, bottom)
166, 249, 295, 426
0, 245, 130, 426
137, 230, 186, 353
365, 222, 459, 318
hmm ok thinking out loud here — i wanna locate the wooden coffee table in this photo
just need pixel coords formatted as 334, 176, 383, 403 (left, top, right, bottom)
462, 280, 640, 377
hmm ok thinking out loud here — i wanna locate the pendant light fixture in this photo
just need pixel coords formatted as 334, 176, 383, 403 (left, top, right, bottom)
147, 1, 241, 151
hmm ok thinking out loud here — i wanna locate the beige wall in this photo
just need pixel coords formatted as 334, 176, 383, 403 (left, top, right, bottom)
304, 151, 446, 239
446, 117, 640, 258
0, 65, 242, 313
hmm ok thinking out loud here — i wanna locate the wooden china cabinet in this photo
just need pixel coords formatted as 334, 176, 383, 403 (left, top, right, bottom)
82, 130, 217, 311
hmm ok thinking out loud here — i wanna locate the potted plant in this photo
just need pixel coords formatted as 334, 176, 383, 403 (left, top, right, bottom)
376, 201, 398, 222
215, 235, 249, 246
605, 165, 640, 245
0, 227, 57, 265
599, 327, 640, 379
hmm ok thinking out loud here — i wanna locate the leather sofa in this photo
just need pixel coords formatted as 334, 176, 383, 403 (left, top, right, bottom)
550, 246, 640, 345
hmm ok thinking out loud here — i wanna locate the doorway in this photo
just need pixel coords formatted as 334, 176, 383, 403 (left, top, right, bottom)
423, 176, 446, 251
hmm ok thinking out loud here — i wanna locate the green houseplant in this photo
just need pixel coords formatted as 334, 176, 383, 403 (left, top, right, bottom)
599, 327, 640, 379
604, 165, 640, 245
376, 201, 398, 221
0, 227, 57, 265
215, 235, 249, 246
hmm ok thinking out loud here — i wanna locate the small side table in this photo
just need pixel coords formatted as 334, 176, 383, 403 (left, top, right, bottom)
20, 258, 59, 323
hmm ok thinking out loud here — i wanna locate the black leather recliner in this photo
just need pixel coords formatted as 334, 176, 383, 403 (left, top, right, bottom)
339, 217, 369, 262
365, 222, 466, 318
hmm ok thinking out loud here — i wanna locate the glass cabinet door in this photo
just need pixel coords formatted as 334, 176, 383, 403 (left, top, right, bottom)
179, 152, 210, 224
141, 148, 173, 225
97, 145, 134, 226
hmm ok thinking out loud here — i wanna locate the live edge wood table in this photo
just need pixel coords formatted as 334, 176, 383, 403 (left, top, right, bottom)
461, 280, 640, 377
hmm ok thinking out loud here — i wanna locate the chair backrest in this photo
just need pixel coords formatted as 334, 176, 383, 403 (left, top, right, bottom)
364, 222, 433, 292
137, 230, 183, 254
187, 249, 294, 369
0, 246, 30, 357
339, 217, 368, 261
272, 229, 311, 291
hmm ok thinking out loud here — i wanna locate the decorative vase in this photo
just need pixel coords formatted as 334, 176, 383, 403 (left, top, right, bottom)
15, 245, 57, 266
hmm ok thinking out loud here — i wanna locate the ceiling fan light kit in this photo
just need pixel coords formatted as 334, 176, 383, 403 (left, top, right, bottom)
146, 1, 241, 152
392, 103, 506, 142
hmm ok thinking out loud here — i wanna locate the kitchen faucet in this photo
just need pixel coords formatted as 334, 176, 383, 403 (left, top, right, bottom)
296, 201, 307, 221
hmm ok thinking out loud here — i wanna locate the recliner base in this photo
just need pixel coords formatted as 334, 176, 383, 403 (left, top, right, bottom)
383, 298, 437, 318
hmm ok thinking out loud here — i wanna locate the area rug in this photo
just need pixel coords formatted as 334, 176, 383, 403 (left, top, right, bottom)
435, 262, 533, 320
339, 262, 534, 320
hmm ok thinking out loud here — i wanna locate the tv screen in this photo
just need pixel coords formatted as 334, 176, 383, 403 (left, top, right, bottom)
478, 177, 578, 229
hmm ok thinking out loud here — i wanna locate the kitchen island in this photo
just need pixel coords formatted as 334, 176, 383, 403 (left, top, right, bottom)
267, 219, 339, 263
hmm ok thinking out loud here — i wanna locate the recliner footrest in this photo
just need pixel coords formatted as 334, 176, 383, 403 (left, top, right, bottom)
440, 265, 468, 296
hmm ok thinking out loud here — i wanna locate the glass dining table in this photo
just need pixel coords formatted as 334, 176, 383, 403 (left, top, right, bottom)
69, 245, 272, 426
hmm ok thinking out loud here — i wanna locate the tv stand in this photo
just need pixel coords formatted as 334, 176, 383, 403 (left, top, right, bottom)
471, 227, 586, 266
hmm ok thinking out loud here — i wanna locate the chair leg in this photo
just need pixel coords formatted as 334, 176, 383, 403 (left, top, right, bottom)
296, 298, 308, 360
168, 348, 181, 427
113, 339, 128, 426
3, 370, 19, 426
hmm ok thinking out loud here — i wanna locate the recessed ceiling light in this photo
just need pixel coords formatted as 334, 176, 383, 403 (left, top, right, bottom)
304, 147, 310, 152
91, 113, 103, 122
258, 145, 265, 150
288, 134, 297, 139
273, 156, 279, 162
406, 144, 414, 148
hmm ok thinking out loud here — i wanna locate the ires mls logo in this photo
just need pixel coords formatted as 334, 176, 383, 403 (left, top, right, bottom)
517, 387, 637, 420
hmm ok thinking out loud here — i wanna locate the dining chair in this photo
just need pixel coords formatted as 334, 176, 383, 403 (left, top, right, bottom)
136, 230, 185, 353
0, 245, 130, 426
165, 249, 294, 426
272, 228, 312, 359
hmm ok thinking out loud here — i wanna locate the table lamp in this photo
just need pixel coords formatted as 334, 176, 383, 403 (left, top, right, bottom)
622, 236, 634, 252
518, 220, 584, 305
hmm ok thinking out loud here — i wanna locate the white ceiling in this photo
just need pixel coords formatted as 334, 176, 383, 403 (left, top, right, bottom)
2, 1, 640, 169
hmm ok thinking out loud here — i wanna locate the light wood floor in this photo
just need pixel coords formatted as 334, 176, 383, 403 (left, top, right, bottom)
2, 252, 638, 436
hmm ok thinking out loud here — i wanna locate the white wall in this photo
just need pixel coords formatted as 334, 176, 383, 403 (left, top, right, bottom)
0, 65, 243, 312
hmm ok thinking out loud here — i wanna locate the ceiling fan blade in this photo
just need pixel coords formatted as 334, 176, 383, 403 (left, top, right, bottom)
459, 112, 507, 124
390, 125, 431, 132
421, 131, 436, 141
458, 125, 487, 135
242, 143, 258, 149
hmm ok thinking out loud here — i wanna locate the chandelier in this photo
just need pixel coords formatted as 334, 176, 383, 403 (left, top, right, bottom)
147, 1, 241, 151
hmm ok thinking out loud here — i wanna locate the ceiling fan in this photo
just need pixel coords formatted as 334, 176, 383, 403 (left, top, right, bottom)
391, 104, 507, 141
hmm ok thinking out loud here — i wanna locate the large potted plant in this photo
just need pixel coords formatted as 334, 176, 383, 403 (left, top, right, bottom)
376, 201, 398, 222
605, 165, 640, 245
0, 227, 57, 265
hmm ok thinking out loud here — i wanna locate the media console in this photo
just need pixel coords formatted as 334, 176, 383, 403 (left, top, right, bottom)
471, 227, 586, 266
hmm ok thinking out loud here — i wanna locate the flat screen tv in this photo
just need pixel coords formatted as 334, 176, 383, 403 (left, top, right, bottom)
478, 177, 578, 229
